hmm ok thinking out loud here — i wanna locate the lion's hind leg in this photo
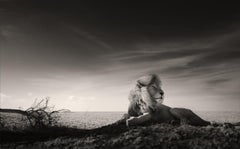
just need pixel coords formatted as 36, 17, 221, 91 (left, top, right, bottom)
170, 108, 210, 126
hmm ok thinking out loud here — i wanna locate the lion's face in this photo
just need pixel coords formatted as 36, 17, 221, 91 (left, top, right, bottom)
140, 82, 164, 112
136, 74, 164, 113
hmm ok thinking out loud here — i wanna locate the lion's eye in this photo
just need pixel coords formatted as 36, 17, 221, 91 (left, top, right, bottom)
151, 85, 158, 91
152, 86, 157, 89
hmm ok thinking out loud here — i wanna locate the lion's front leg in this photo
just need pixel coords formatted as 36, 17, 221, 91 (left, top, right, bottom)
126, 113, 152, 126
112, 113, 152, 127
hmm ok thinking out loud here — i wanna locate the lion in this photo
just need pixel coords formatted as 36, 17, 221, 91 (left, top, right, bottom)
124, 74, 210, 126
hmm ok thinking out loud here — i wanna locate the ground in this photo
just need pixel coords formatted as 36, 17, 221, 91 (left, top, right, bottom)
1, 123, 240, 149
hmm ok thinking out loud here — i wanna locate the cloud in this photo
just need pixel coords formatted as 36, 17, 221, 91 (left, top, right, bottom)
106, 48, 210, 64
0, 92, 10, 98
65, 24, 112, 50
27, 92, 33, 96
187, 49, 240, 68
1, 1, 240, 111
68, 95, 95, 101
68, 95, 75, 100
145, 30, 240, 78
206, 78, 231, 85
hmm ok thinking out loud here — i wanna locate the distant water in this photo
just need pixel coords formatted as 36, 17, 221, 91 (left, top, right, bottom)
59, 111, 240, 129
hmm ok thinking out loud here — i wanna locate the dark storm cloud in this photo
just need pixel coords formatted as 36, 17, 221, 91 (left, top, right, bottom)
150, 29, 240, 77
207, 78, 231, 85
160, 50, 240, 78
188, 30, 240, 67
1, 0, 240, 71
1, 1, 240, 75
1, 1, 240, 39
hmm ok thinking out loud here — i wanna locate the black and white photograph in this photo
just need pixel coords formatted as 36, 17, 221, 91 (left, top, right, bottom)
0, 1, 240, 148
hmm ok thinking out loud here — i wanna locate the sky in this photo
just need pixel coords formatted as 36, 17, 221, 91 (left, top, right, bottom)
0, 1, 240, 111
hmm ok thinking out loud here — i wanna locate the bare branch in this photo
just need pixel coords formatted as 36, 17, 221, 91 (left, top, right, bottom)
0, 97, 67, 129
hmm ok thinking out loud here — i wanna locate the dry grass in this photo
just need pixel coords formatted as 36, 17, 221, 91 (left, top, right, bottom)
1, 123, 240, 149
